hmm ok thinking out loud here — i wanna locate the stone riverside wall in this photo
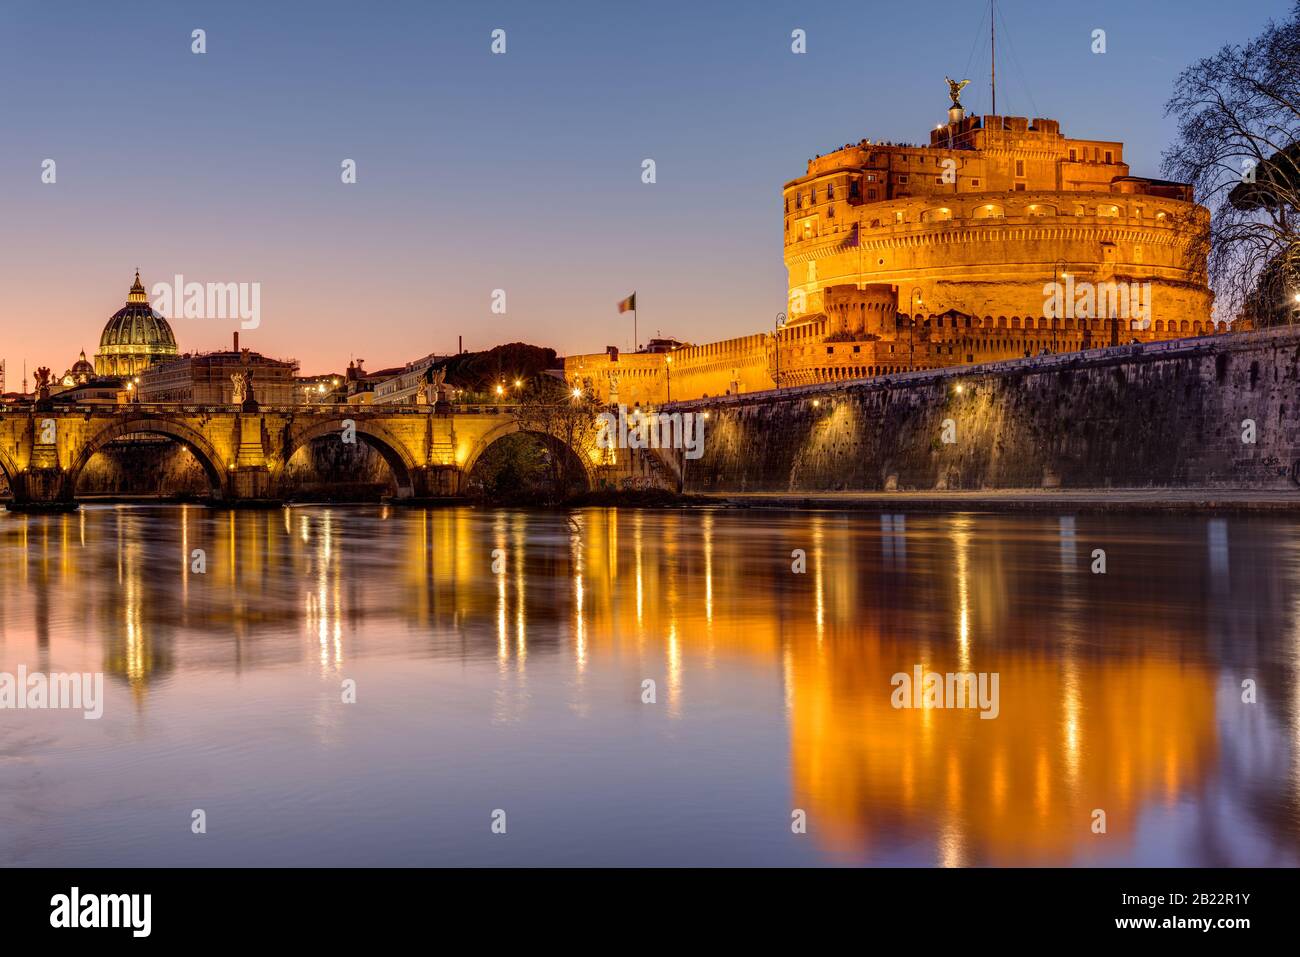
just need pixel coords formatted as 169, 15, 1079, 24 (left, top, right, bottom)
674, 328, 1300, 493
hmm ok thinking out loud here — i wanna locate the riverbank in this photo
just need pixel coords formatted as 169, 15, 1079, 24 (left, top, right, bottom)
10, 487, 1300, 513
698, 488, 1300, 512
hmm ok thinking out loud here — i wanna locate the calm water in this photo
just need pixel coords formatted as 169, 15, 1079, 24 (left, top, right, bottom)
0, 504, 1297, 867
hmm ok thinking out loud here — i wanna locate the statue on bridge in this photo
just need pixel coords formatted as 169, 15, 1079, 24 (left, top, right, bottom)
33, 366, 52, 402
231, 368, 258, 412
424, 366, 450, 412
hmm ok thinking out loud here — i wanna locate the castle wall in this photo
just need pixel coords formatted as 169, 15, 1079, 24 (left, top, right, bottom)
676, 328, 1300, 493
784, 191, 1210, 324
565, 332, 777, 405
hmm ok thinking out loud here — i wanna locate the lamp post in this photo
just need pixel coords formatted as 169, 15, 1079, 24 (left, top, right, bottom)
909, 287, 923, 372
774, 312, 787, 390
665, 353, 672, 403
1052, 261, 1069, 354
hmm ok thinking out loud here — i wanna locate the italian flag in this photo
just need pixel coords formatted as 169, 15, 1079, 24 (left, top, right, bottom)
618, 292, 636, 313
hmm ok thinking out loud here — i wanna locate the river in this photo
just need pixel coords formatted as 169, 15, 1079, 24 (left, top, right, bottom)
0, 505, 1296, 866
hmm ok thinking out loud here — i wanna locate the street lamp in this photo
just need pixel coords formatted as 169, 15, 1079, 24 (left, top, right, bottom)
908, 288, 924, 371
1052, 261, 1070, 353
664, 353, 672, 403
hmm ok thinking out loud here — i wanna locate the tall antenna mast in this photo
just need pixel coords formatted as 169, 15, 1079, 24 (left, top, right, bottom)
990, 0, 997, 115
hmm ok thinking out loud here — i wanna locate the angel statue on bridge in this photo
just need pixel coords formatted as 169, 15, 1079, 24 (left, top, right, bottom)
231, 368, 257, 410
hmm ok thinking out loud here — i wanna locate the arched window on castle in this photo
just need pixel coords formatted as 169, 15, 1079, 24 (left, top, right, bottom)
973, 203, 1004, 219
921, 207, 953, 223
1097, 204, 1121, 217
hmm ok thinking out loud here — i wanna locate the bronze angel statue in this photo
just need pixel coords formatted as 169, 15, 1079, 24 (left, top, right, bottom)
945, 77, 970, 108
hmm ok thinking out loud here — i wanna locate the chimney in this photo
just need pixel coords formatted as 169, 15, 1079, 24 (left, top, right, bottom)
233, 331, 239, 352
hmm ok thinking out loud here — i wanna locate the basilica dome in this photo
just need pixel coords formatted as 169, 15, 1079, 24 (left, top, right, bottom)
93, 271, 179, 378
61, 350, 96, 386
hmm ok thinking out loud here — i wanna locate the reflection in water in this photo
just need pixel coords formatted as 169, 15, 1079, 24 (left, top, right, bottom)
0, 505, 1297, 866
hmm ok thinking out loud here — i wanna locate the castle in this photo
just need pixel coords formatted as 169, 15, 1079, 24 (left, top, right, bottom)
566, 88, 1236, 406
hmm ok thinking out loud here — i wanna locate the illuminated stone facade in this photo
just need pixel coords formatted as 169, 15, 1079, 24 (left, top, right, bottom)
567, 104, 1234, 404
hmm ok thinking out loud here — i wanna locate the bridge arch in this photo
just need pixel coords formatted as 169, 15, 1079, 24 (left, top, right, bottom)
0, 445, 22, 499
67, 415, 228, 499
462, 420, 595, 493
280, 417, 419, 498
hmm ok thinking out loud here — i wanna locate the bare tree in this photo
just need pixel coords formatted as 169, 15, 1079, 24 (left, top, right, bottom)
1163, 2, 1300, 325
511, 379, 603, 499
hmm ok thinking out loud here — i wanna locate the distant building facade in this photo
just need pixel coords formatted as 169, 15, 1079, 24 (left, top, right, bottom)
139, 344, 298, 405
371, 352, 451, 405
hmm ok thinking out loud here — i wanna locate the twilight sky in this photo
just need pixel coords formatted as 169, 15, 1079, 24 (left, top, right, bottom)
0, 0, 1286, 377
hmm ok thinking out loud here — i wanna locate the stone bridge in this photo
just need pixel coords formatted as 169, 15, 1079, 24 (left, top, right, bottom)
0, 403, 620, 510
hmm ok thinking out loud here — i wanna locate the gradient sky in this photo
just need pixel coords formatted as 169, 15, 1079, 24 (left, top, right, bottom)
0, 0, 1287, 378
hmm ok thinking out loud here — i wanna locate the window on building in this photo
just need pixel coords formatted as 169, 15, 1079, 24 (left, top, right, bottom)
866, 173, 877, 182
1015, 159, 1025, 177
1014, 183, 1026, 191
935, 176, 945, 185
1069, 148, 1078, 162
894, 211, 904, 223
970, 178, 981, 187
897, 174, 909, 184
867, 189, 877, 200
1104, 150, 1114, 163
849, 180, 860, 199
